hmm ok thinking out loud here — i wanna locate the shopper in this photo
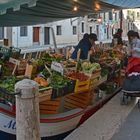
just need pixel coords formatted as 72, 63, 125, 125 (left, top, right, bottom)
127, 30, 140, 57
135, 31, 140, 39
126, 30, 140, 74
71, 33, 97, 60
113, 28, 123, 45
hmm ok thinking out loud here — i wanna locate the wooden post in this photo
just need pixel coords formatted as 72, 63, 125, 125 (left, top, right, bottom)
87, 51, 90, 61
15, 79, 40, 140
66, 47, 70, 59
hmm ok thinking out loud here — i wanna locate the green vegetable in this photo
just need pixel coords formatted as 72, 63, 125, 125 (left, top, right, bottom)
50, 71, 68, 88
101, 69, 109, 77
0, 76, 17, 92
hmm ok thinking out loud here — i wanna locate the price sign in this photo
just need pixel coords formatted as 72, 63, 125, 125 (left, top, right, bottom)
51, 61, 64, 75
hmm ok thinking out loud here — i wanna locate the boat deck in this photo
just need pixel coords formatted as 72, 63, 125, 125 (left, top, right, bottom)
65, 92, 140, 140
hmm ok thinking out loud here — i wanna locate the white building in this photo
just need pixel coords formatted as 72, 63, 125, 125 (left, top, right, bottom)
0, 9, 140, 52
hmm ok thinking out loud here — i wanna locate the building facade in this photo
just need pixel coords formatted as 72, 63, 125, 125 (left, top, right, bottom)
0, 9, 140, 50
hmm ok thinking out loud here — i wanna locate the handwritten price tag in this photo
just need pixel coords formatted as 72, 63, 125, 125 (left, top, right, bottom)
51, 61, 64, 75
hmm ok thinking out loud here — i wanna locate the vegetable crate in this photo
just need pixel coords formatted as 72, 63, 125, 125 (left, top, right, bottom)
98, 75, 108, 85
64, 91, 93, 109
51, 80, 76, 99
0, 46, 12, 61
16, 59, 27, 75
39, 97, 61, 115
11, 47, 21, 59
51, 87, 64, 99
74, 78, 90, 93
89, 70, 101, 89
67, 80, 76, 94
39, 88, 52, 102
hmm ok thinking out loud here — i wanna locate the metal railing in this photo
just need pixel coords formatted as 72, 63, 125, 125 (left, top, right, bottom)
0, 87, 21, 105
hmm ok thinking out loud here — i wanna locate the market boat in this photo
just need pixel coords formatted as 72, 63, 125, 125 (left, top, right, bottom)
0, 47, 124, 139
0, 85, 121, 140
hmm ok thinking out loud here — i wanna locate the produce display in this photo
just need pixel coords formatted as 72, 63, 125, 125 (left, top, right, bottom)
0, 76, 17, 92
34, 77, 48, 87
0, 46, 124, 107
66, 71, 89, 81
82, 62, 101, 74
50, 71, 68, 88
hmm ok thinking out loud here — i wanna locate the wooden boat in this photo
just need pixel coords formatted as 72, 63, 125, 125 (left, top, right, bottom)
0, 87, 121, 140
0, 52, 123, 139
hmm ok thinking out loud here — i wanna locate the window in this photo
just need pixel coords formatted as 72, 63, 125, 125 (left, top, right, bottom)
137, 12, 140, 19
115, 13, 117, 21
109, 12, 113, 20
90, 27, 92, 34
73, 26, 77, 35
128, 22, 130, 31
0, 27, 4, 39
81, 22, 84, 33
20, 26, 27, 36
96, 25, 99, 38
56, 26, 62, 35
104, 28, 106, 34
103, 13, 106, 22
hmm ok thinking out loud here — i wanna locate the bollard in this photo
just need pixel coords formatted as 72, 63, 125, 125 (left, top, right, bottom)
15, 79, 40, 140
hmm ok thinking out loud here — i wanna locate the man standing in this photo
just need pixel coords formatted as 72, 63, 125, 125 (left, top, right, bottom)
71, 33, 97, 60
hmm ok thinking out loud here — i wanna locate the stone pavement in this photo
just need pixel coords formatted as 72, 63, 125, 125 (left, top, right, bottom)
110, 102, 140, 140
64, 93, 138, 140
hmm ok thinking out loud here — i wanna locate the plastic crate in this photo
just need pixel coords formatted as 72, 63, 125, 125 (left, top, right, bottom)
74, 78, 90, 93
0, 46, 12, 61
67, 79, 76, 94
51, 87, 64, 99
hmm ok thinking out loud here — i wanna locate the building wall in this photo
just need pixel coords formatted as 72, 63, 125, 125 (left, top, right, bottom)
3, 8, 140, 49
48, 18, 79, 47
12, 26, 33, 48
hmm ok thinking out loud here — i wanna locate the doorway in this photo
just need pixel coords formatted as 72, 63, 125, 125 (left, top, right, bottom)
33, 27, 40, 45
44, 27, 50, 45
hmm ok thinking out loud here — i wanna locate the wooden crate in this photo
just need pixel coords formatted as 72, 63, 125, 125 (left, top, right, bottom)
98, 75, 108, 85
16, 59, 27, 75
39, 98, 61, 115
64, 92, 93, 109
39, 88, 52, 102
88, 70, 101, 89
4, 62, 15, 76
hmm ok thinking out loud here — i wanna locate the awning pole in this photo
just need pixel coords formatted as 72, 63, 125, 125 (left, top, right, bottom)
120, 10, 123, 29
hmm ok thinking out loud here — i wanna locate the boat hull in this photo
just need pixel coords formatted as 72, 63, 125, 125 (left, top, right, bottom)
0, 88, 121, 139
0, 108, 83, 139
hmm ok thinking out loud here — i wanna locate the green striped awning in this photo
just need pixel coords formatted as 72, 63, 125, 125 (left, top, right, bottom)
3, 0, 140, 27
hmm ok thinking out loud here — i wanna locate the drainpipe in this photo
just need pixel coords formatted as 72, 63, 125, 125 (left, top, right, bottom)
50, 27, 57, 51
84, 15, 88, 33
17, 27, 18, 48
77, 17, 81, 41
120, 10, 123, 29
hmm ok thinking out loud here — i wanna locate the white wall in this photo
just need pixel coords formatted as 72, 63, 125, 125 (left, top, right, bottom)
12, 26, 32, 48
49, 18, 78, 47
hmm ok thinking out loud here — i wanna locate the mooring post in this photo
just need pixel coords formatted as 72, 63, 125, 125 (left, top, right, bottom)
15, 79, 40, 140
